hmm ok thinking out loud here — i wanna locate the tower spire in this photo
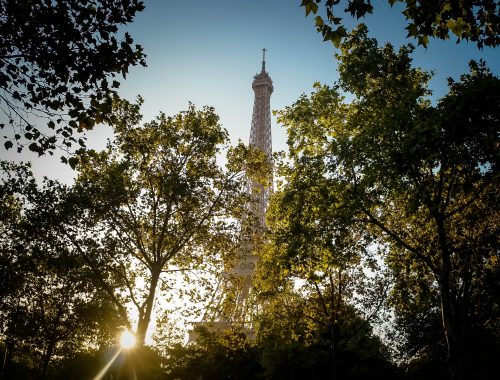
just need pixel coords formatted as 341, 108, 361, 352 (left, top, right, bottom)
261, 48, 266, 72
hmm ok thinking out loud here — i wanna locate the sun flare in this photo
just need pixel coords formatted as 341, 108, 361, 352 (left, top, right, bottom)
119, 330, 136, 349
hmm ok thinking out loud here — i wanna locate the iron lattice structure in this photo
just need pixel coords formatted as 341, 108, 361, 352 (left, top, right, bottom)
189, 51, 273, 341
248, 49, 273, 229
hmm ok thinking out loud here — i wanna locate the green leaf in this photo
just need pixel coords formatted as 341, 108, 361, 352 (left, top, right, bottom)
406, 23, 418, 37
68, 157, 79, 169
28, 142, 38, 152
330, 27, 347, 48
447, 18, 466, 36
418, 35, 429, 47
443, 3, 452, 12
304, 1, 318, 16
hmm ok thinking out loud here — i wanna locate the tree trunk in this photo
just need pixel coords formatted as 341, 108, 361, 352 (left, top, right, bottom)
136, 269, 161, 346
330, 325, 336, 380
0, 336, 14, 380
37, 339, 56, 380
439, 285, 466, 380
330, 320, 341, 380
435, 213, 467, 380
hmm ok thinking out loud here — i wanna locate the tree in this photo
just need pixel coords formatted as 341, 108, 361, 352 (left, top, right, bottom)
164, 328, 261, 380
0, 0, 146, 156
0, 162, 31, 379
255, 279, 394, 380
275, 25, 499, 379
258, 170, 389, 379
67, 98, 261, 346
301, 0, 500, 48
0, 163, 123, 379
0, 162, 29, 307
386, 249, 448, 378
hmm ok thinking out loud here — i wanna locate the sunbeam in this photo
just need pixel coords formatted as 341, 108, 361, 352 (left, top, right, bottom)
92, 349, 122, 380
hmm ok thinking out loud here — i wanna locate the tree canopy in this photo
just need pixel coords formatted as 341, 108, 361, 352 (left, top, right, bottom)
301, 0, 500, 48
0, 163, 123, 379
1, 2, 499, 378
0, 99, 273, 377
0, 0, 146, 156
64, 98, 259, 346
275, 25, 499, 379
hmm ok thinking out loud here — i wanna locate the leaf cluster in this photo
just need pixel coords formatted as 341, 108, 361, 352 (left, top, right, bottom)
0, 163, 124, 378
301, 0, 499, 48
0, 0, 146, 155
273, 25, 499, 376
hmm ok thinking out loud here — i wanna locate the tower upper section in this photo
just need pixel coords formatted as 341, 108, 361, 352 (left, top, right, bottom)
249, 49, 273, 160
249, 49, 273, 229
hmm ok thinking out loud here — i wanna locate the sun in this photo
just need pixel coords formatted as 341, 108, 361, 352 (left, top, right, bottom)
119, 330, 136, 349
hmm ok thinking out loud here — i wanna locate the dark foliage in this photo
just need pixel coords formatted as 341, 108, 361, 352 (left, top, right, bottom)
301, 0, 499, 48
0, 0, 146, 156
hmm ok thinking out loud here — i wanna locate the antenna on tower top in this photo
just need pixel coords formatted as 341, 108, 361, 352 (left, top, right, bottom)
262, 48, 266, 72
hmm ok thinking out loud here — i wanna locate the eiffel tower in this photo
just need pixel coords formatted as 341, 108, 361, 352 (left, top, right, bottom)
189, 50, 273, 341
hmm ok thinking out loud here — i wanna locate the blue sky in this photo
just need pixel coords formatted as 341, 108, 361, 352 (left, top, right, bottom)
2, 0, 498, 183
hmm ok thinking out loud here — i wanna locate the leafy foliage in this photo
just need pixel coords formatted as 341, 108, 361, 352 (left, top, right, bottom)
0, 0, 146, 155
165, 328, 261, 380
68, 98, 262, 346
276, 25, 499, 379
301, 0, 500, 47
258, 162, 391, 378
0, 163, 123, 379
0, 99, 272, 376
256, 283, 395, 380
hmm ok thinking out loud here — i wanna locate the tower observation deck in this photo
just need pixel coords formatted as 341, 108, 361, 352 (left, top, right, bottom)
189, 50, 273, 341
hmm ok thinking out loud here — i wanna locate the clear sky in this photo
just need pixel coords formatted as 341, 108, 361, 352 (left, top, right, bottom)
2, 0, 498, 183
